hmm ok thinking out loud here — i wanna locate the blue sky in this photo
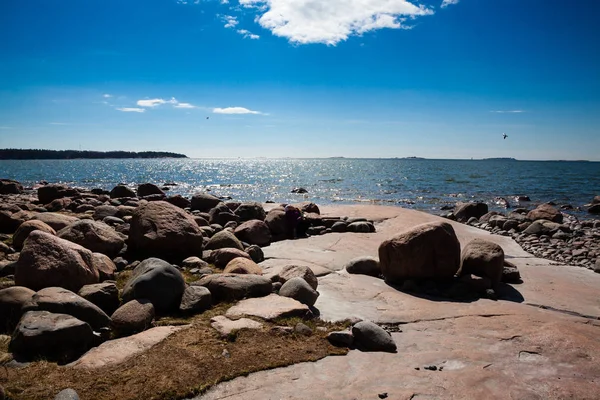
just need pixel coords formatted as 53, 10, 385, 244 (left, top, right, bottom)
0, 0, 599, 160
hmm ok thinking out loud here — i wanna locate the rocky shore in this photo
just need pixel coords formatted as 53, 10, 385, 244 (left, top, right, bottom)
441, 199, 600, 273
1, 178, 599, 399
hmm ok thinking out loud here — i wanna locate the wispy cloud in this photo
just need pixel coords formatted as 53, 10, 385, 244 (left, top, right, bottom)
117, 107, 146, 113
213, 107, 263, 115
238, 0, 434, 45
103, 94, 112, 98
440, 0, 460, 8
490, 110, 526, 114
49, 122, 72, 126
137, 98, 178, 107
222, 15, 239, 29
237, 29, 260, 39
174, 102, 196, 109
0, 126, 12, 130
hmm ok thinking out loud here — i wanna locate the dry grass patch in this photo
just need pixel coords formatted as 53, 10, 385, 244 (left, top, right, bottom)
2, 308, 348, 400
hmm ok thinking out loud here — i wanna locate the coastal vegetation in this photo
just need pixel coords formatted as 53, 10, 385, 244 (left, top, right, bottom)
0, 149, 187, 160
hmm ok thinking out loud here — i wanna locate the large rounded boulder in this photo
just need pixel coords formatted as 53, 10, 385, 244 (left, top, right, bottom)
234, 220, 271, 247
128, 201, 204, 262
15, 231, 100, 292
527, 204, 563, 223
121, 258, 186, 313
0, 286, 35, 333
32, 213, 79, 231
223, 257, 263, 275
453, 202, 489, 223
205, 229, 244, 251
12, 220, 56, 250
378, 221, 461, 283
234, 202, 266, 222
37, 184, 78, 205
456, 239, 505, 288
57, 219, 125, 259
137, 183, 165, 197
110, 185, 136, 199
191, 193, 222, 212
265, 208, 287, 240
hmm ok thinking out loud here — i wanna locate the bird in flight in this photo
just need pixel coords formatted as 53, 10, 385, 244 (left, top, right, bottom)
503, 133, 508, 140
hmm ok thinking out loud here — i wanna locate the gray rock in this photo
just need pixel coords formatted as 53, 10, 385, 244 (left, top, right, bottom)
57, 219, 125, 259
193, 274, 272, 303
205, 230, 244, 251
347, 221, 374, 233
111, 299, 155, 335
12, 220, 56, 250
352, 320, 397, 353
179, 285, 212, 314
122, 258, 186, 313
78, 282, 120, 315
23, 287, 111, 330
277, 265, 319, 290
294, 322, 313, 336
345, 256, 381, 277
9, 310, 95, 362
278, 277, 319, 306
331, 221, 348, 233
456, 239, 505, 288
245, 245, 265, 263
54, 388, 80, 400
181, 256, 210, 270
327, 330, 354, 347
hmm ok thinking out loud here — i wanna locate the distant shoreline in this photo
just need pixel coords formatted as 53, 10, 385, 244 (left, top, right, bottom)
0, 149, 188, 160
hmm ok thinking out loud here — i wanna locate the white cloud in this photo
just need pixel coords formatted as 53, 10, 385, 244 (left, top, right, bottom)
0, 126, 13, 129
222, 15, 239, 28
220, 0, 229, 3
136, 98, 178, 107
237, 29, 260, 39
117, 107, 146, 113
440, 0, 459, 8
213, 107, 263, 115
103, 94, 112, 98
490, 110, 526, 114
238, 0, 434, 45
174, 102, 196, 109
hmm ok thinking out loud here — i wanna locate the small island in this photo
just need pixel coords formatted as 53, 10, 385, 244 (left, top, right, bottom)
0, 149, 188, 160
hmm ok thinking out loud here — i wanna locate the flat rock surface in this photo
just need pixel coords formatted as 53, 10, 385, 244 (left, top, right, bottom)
210, 315, 263, 337
198, 205, 600, 400
70, 325, 186, 369
225, 294, 309, 321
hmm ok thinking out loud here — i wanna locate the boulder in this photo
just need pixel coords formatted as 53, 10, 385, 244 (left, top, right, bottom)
54, 388, 80, 400
46, 198, 72, 212
523, 220, 563, 236
588, 204, 600, 214
277, 265, 319, 290
193, 274, 272, 303
128, 201, 204, 262
327, 330, 354, 347
0, 286, 35, 333
0, 178, 23, 194
592, 196, 600, 205
245, 245, 265, 263
0, 209, 33, 233
454, 202, 489, 223
210, 248, 252, 269
502, 262, 522, 284
278, 277, 319, 306
37, 184, 78, 205
223, 257, 263, 275
331, 221, 348, 233
456, 239, 505, 287
122, 258, 185, 313
347, 221, 375, 233
92, 205, 119, 221
345, 256, 381, 277
78, 282, 120, 315
234, 220, 271, 247
137, 183, 165, 197
110, 185, 136, 199
15, 231, 100, 292
179, 285, 212, 314
9, 310, 95, 362
378, 221, 461, 283
205, 229, 244, 251
91, 253, 117, 281
32, 212, 79, 231
352, 321, 396, 353
191, 193, 222, 212
12, 219, 56, 250
234, 202, 266, 222
527, 204, 563, 223
110, 299, 155, 335
265, 208, 287, 239
293, 202, 320, 215
166, 195, 191, 209
24, 286, 111, 330
57, 219, 125, 258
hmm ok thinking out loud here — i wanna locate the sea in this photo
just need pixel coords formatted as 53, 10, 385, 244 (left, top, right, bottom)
1, 158, 599, 218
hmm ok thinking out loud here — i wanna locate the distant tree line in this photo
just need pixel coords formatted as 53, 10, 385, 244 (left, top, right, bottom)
0, 149, 188, 160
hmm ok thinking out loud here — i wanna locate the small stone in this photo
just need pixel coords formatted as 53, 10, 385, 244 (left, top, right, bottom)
352, 321, 396, 353
54, 388, 80, 400
378, 393, 388, 399
424, 365, 438, 371
222, 348, 230, 358
271, 326, 294, 335
179, 286, 212, 314
279, 277, 319, 306
294, 322, 313, 336
327, 330, 354, 347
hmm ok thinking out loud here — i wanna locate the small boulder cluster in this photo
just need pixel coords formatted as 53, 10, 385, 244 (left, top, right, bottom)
345, 220, 520, 300
0, 180, 378, 364
446, 200, 600, 272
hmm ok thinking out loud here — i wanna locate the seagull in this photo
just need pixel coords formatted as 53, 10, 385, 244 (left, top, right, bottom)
206, 117, 209, 120
503, 133, 508, 140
